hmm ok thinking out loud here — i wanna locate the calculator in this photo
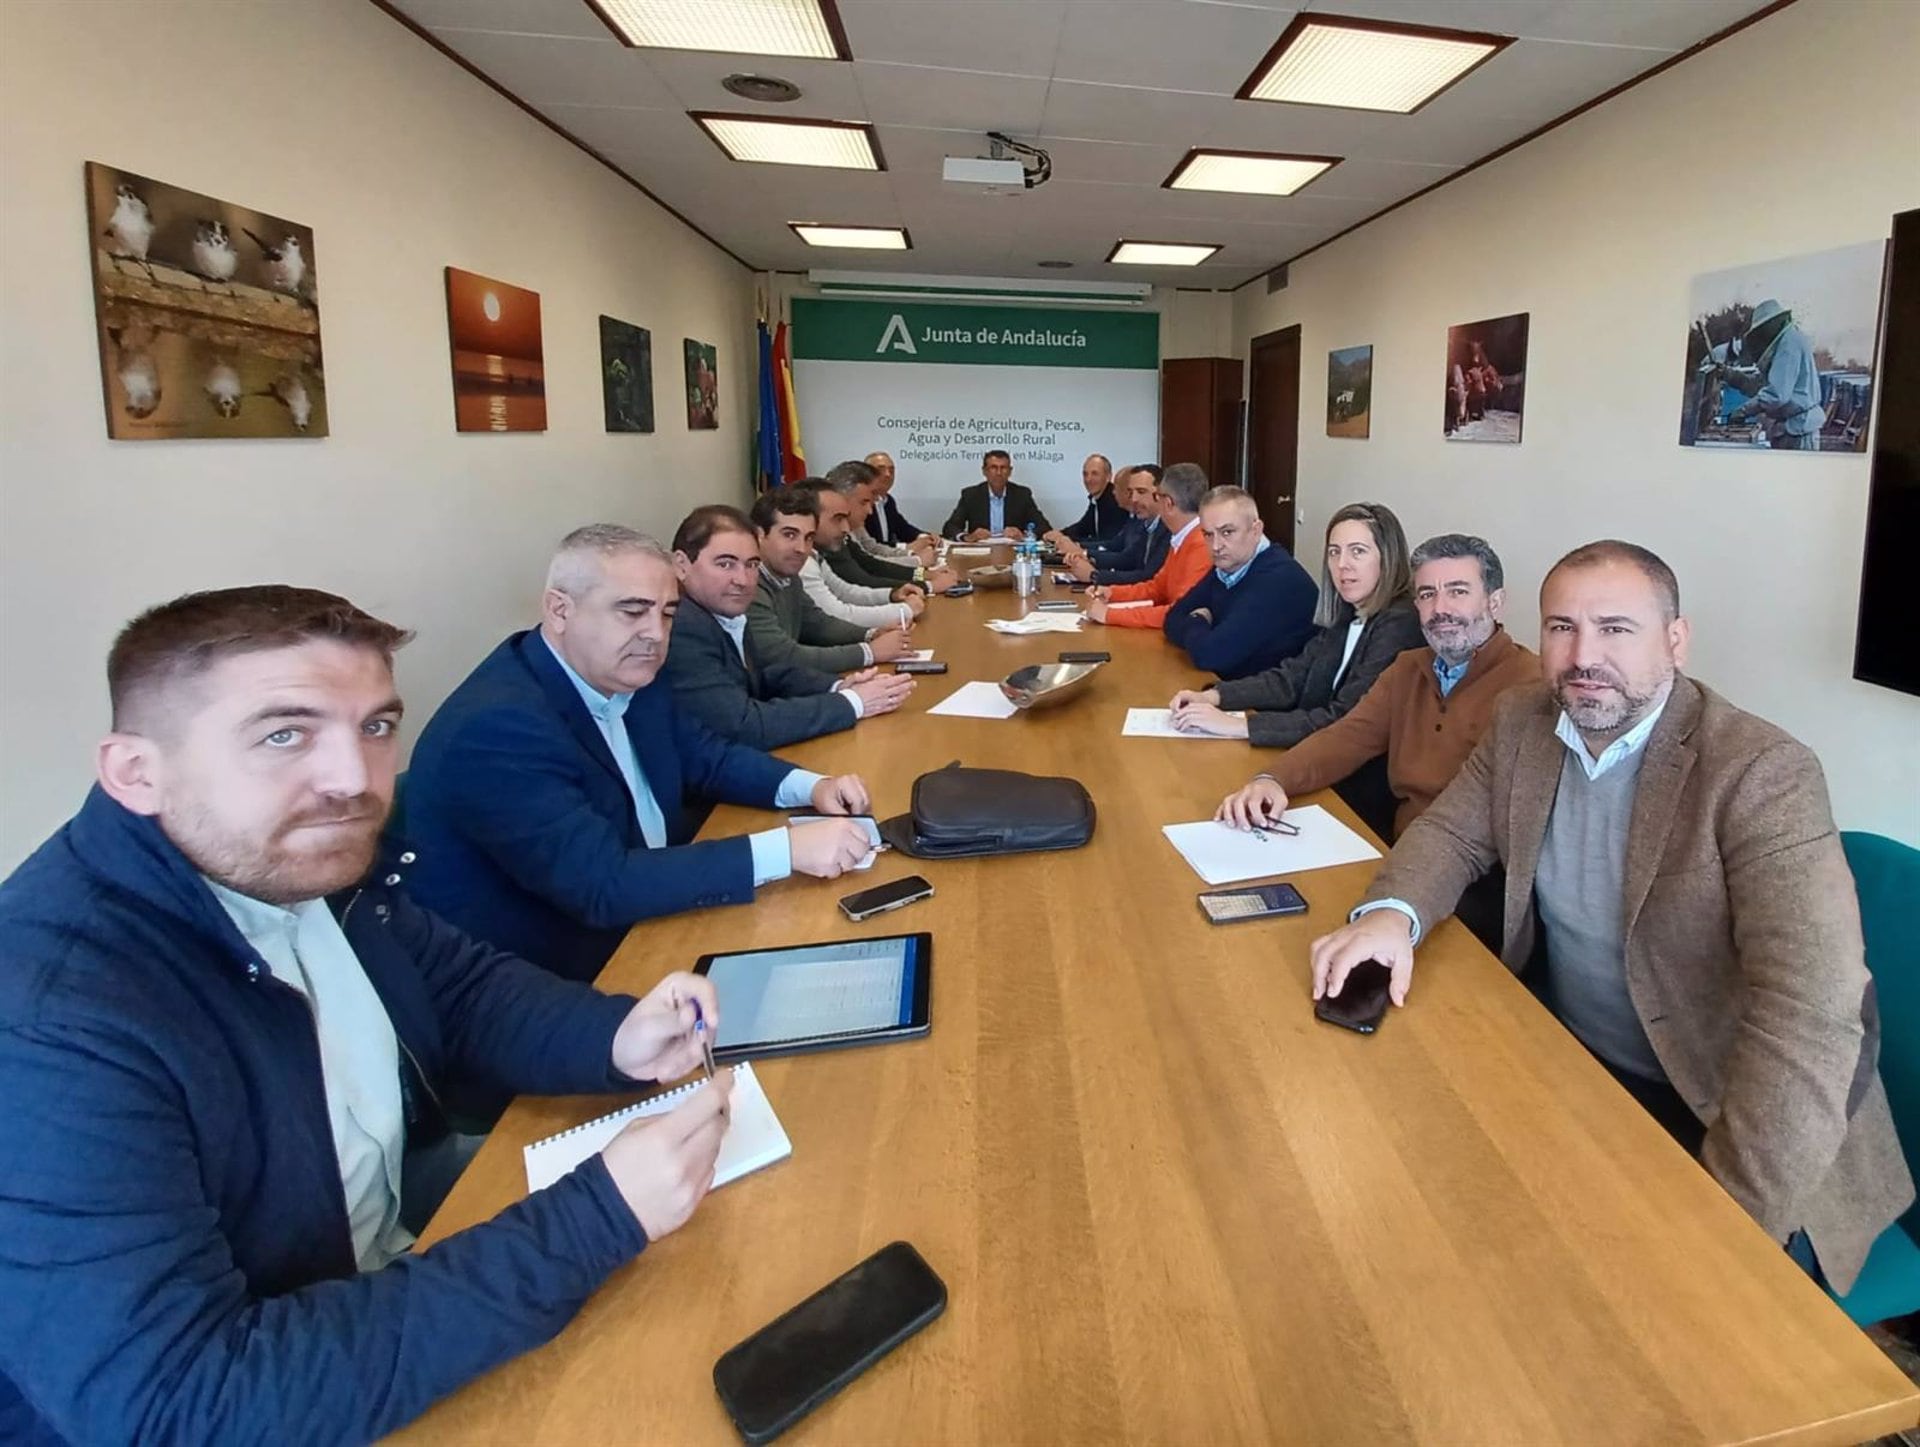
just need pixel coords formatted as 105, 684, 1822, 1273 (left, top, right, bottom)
1197, 882, 1309, 923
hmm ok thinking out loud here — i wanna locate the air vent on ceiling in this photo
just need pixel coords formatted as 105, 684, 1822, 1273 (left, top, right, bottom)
1266, 263, 1290, 293
721, 73, 802, 104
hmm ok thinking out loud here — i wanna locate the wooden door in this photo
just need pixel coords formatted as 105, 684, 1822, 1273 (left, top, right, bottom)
1247, 325, 1300, 553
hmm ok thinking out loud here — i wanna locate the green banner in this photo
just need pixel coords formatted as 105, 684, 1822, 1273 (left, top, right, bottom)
792, 297, 1157, 369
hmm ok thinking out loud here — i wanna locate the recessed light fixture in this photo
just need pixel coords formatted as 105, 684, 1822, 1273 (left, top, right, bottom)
692, 112, 882, 170
789, 223, 910, 250
1238, 14, 1511, 114
587, 0, 850, 60
721, 73, 803, 104
1164, 149, 1339, 197
1107, 240, 1221, 267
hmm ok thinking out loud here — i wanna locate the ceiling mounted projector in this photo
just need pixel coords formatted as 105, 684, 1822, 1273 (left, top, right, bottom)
942, 133, 1052, 191
943, 155, 1027, 186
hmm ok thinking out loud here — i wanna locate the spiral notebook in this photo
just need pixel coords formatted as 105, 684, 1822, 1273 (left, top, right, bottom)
523, 1062, 792, 1193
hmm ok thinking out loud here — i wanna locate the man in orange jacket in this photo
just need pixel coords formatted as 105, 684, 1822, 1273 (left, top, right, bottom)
1086, 462, 1210, 629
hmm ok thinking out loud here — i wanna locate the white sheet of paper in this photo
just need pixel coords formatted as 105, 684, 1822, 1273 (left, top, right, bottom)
1122, 707, 1247, 739
984, 613, 1084, 635
898, 649, 934, 662
927, 679, 1019, 719
784, 815, 885, 869
947, 546, 993, 558
1161, 806, 1382, 885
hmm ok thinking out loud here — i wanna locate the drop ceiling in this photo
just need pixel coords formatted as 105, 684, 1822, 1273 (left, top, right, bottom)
380, 0, 1781, 288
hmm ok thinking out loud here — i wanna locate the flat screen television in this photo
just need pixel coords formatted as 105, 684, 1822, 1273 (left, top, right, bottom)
1853, 207, 1920, 698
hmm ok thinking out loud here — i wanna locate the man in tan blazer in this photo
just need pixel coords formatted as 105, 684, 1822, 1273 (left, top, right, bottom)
1308, 539, 1911, 1293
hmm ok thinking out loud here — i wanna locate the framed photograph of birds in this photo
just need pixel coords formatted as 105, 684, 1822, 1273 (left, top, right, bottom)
84, 161, 325, 439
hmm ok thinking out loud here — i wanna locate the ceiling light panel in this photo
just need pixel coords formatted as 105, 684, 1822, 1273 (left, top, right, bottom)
791, 224, 910, 249
1241, 17, 1508, 114
588, 0, 847, 59
1166, 151, 1338, 197
693, 113, 880, 169
1107, 241, 1220, 267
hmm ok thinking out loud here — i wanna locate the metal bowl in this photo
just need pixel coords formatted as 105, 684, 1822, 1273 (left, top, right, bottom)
1000, 660, 1103, 710
967, 564, 1015, 590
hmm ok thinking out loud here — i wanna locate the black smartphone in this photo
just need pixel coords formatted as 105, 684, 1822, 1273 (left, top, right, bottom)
1197, 882, 1308, 924
942, 582, 975, 597
839, 875, 934, 922
1035, 600, 1079, 612
1068, 581, 1092, 592
895, 660, 948, 675
1057, 650, 1111, 664
714, 1241, 947, 1444
1313, 960, 1394, 1034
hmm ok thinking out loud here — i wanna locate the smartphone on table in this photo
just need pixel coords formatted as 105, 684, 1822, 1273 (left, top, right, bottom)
1313, 959, 1394, 1034
839, 875, 934, 922
714, 1241, 947, 1443
1197, 881, 1307, 924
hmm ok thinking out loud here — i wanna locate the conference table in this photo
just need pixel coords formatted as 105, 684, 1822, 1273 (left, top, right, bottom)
401, 574, 1918, 1447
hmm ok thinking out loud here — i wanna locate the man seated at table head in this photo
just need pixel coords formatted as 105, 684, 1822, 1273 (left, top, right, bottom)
0, 584, 742, 1443
861, 450, 937, 563
1302, 540, 1912, 1295
1162, 484, 1319, 680
943, 449, 1053, 541
402, 525, 877, 982
748, 485, 916, 672
1215, 532, 1536, 843
1067, 462, 1167, 584
1083, 461, 1212, 630
662, 503, 914, 750
794, 470, 924, 633
1043, 453, 1127, 555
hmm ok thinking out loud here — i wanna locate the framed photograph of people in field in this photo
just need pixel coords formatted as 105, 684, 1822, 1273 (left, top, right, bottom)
1677, 240, 1885, 451
1326, 344, 1372, 438
1443, 313, 1527, 444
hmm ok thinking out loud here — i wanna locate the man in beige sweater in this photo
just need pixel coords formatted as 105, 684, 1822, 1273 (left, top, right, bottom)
1306, 540, 1910, 1293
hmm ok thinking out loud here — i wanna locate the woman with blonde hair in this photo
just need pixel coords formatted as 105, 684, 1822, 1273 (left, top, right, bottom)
1168, 501, 1421, 745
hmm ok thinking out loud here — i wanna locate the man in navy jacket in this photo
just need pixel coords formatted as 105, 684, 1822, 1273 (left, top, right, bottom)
0, 585, 736, 1444
1045, 453, 1129, 554
1066, 464, 1166, 584
1164, 486, 1319, 680
404, 526, 875, 982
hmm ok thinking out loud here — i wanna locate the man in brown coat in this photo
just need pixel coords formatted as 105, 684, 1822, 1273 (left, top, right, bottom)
1309, 540, 1911, 1292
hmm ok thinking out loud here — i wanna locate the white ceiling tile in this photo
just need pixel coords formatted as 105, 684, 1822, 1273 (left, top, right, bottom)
1052, 0, 1294, 92
1040, 79, 1222, 145
1412, 36, 1672, 123
430, 28, 677, 108
640, 50, 869, 114
1023, 136, 1184, 186
854, 63, 1050, 133
835, 0, 1069, 76
1302, 156, 1458, 201
389, 0, 613, 41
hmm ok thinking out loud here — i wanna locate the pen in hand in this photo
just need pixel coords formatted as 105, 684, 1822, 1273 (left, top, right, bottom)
692, 1000, 717, 1080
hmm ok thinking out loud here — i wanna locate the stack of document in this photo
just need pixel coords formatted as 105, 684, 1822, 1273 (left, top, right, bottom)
1122, 707, 1246, 738
1161, 807, 1382, 884
985, 613, 1084, 635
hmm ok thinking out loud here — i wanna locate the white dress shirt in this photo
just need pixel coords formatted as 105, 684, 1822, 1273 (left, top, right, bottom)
802, 553, 911, 631
207, 880, 415, 1271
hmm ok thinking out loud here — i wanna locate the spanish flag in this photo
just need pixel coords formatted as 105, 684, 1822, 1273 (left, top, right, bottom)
773, 321, 806, 482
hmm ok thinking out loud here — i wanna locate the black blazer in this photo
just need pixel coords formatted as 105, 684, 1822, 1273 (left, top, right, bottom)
661, 597, 855, 750
942, 481, 1053, 538
1092, 517, 1169, 585
1212, 596, 1425, 748
1060, 485, 1130, 546
865, 494, 926, 546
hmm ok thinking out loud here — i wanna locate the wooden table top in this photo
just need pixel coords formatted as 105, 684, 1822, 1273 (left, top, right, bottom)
401, 581, 1918, 1447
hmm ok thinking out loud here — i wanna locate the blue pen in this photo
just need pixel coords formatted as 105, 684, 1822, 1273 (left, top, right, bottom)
692, 999, 717, 1079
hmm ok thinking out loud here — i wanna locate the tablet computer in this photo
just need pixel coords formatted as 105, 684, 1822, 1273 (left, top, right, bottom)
692, 933, 932, 1061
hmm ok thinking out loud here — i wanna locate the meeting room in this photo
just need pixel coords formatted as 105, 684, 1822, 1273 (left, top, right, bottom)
5, 0, 1920, 1443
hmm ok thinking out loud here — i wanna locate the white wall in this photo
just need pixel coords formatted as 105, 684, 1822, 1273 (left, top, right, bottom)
1233, 0, 1920, 846
0, 0, 757, 869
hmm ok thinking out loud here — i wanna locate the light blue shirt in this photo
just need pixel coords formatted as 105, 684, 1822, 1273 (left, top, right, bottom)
206, 880, 414, 1271
1354, 692, 1673, 944
1753, 325, 1825, 435
1217, 536, 1271, 589
988, 488, 1006, 534
1432, 653, 1471, 697
542, 633, 818, 884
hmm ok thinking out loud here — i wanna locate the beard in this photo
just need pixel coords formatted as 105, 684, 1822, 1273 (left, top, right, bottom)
1423, 610, 1495, 666
166, 795, 386, 905
1554, 666, 1669, 737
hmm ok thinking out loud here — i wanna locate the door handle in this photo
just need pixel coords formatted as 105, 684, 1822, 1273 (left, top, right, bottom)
1275, 495, 1293, 503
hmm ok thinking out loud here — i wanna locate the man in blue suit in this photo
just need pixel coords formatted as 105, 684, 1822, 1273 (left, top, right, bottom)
404, 525, 876, 982
0, 584, 735, 1443
1163, 486, 1319, 680
1066, 464, 1169, 585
